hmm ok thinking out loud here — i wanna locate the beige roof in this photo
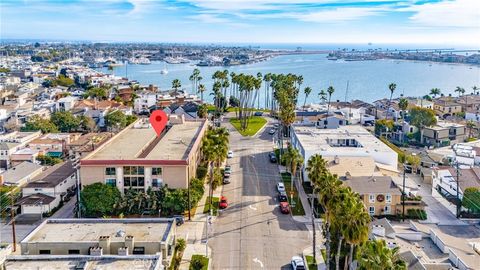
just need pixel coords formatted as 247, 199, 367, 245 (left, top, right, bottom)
343, 176, 402, 195
25, 219, 173, 243
325, 156, 376, 177
85, 120, 205, 161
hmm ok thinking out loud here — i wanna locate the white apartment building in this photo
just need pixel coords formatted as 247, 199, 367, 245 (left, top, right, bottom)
0, 131, 42, 169
134, 91, 157, 113
291, 125, 398, 182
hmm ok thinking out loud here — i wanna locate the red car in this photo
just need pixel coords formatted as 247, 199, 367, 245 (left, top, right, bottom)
219, 196, 228, 209
280, 202, 290, 214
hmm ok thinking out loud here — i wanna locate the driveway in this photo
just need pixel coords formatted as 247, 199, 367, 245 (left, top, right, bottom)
209, 116, 310, 269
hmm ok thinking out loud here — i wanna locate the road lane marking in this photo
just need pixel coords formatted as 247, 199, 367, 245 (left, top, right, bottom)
253, 258, 264, 268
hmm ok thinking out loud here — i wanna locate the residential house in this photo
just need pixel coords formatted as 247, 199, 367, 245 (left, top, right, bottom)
0, 131, 42, 169
465, 108, 480, 122
294, 111, 348, 128
433, 100, 462, 118
10, 148, 40, 166
55, 96, 77, 112
163, 102, 201, 120
343, 176, 424, 216
134, 90, 157, 113
422, 121, 466, 147
0, 161, 44, 187
432, 166, 480, 201
19, 161, 76, 214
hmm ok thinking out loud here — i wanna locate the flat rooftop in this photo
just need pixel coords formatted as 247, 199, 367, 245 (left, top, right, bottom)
23, 218, 173, 243
5, 255, 160, 270
293, 125, 395, 155
85, 120, 204, 161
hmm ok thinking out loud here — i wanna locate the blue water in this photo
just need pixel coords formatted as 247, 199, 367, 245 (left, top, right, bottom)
100, 54, 480, 106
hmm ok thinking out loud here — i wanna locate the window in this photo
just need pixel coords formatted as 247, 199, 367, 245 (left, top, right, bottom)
369, 206, 375, 215
39, 250, 51, 255
105, 178, 116, 187
384, 205, 391, 214
152, 178, 163, 187
152, 167, 162, 176
132, 247, 145, 255
369, 194, 375, 203
386, 194, 392, 203
35, 188, 42, 192
123, 166, 144, 176
105, 167, 116, 176
123, 176, 145, 188
68, 249, 80, 254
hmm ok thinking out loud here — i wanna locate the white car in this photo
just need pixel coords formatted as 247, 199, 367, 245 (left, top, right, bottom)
227, 150, 233, 158
277, 182, 286, 193
291, 256, 306, 270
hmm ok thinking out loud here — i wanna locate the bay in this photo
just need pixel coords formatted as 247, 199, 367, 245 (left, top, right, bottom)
99, 54, 480, 106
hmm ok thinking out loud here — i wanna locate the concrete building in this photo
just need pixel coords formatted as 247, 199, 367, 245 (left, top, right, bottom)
134, 90, 157, 113
344, 176, 424, 216
80, 118, 207, 192
433, 100, 462, 118
19, 161, 76, 214
55, 96, 78, 112
5, 255, 164, 270
0, 161, 44, 187
20, 218, 176, 267
291, 125, 398, 182
422, 121, 466, 147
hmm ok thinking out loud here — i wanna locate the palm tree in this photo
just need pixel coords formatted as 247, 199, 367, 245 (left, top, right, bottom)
429, 88, 441, 98
455, 86, 465, 97
398, 98, 408, 121
198, 84, 206, 102
342, 196, 370, 270
319, 90, 327, 104
473, 85, 479, 95
172, 79, 181, 96
325, 86, 335, 128
197, 104, 208, 119
303, 87, 312, 110
466, 120, 476, 139
388, 83, 397, 120
357, 240, 407, 270
284, 146, 304, 192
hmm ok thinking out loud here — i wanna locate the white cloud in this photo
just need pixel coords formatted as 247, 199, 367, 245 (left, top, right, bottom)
294, 7, 386, 22
403, 0, 480, 28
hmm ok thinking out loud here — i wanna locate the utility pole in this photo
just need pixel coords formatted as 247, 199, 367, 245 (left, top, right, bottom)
10, 193, 16, 252
70, 150, 81, 218
402, 163, 406, 222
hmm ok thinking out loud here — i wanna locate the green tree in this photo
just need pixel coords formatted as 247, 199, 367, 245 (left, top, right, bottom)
454, 86, 465, 97
430, 88, 441, 98
23, 115, 58, 133
319, 89, 327, 104
198, 83, 206, 102
357, 240, 407, 270
375, 119, 394, 136
326, 86, 335, 124
172, 79, 182, 96
81, 183, 122, 217
303, 86, 312, 110
406, 154, 421, 174
36, 155, 62, 165
466, 120, 476, 139
198, 104, 208, 119
387, 83, 397, 120
78, 115, 96, 132
84, 87, 108, 99
54, 75, 74, 87
398, 98, 408, 121
462, 187, 480, 213
51, 111, 80, 132
409, 107, 437, 144
126, 114, 138, 126
105, 110, 127, 130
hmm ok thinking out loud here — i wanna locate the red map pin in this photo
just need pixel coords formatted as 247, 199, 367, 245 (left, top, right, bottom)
150, 110, 168, 136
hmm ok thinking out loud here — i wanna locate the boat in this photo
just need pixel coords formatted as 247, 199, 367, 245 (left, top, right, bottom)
327, 56, 338, 61
160, 63, 168, 75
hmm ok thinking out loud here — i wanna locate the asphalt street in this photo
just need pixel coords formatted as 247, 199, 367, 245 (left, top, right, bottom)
209, 117, 310, 269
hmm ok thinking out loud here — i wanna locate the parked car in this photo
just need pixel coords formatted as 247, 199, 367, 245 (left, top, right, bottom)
224, 165, 231, 175
227, 150, 234, 158
223, 174, 231, 184
277, 182, 286, 193
273, 123, 280, 128
219, 196, 228, 209
173, 215, 185, 226
291, 256, 305, 270
278, 192, 288, 202
268, 129, 276, 135
254, 111, 263, 116
280, 202, 290, 214
268, 152, 277, 163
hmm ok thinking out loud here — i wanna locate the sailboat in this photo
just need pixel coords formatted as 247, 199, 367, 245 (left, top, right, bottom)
160, 62, 168, 75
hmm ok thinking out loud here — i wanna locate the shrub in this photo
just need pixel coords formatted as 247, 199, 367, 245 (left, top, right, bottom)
176, 238, 186, 252
81, 183, 121, 217
190, 255, 208, 270
196, 166, 208, 180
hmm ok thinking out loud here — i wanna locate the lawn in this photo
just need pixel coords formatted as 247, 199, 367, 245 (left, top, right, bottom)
203, 196, 219, 215
281, 172, 305, 216
229, 116, 267, 136
189, 255, 209, 270
305, 255, 317, 270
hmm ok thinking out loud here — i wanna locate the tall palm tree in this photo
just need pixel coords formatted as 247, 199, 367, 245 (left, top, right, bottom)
466, 120, 476, 139
319, 90, 327, 104
198, 84, 206, 102
357, 240, 407, 270
342, 195, 370, 270
388, 83, 397, 120
303, 87, 312, 110
398, 98, 408, 121
284, 146, 304, 191
172, 79, 181, 96
325, 86, 335, 128
473, 85, 479, 95
429, 88, 441, 98
455, 86, 465, 97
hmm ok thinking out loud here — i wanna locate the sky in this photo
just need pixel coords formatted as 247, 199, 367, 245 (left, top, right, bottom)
1, 0, 479, 47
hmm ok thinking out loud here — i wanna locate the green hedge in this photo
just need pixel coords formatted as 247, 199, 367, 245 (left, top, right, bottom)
190, 255, 209, 270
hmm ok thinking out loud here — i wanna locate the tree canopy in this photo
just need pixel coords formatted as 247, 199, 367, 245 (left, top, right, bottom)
462, 187, 480, 213
409, 107, 437, 129
23, 115, 59, 133
81, 183, 122, 217
51, 111, 80, 132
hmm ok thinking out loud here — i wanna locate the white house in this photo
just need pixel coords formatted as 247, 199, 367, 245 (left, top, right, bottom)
465, 109, 480, 122
432, 166, 480, 201
134, 91, 157, 113
20, 161, 76, 214
291, 125, 398, 182
55, 96, 78, 112
0, 131, 42, 169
